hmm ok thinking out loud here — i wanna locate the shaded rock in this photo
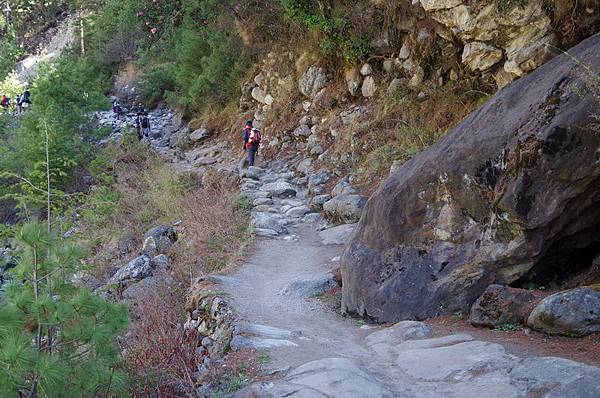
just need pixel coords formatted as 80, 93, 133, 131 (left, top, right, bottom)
303, 213, 323, 224
310, 194, 332, 210
279, 273, 337, 297
323, 194, 366, 223
286, 205, 311, 218
189, 128, 210, 144
470, 284, 547, 328
253, 197, 274, 206
143, 225, 177, 255
331, 178, 357, 197
262, 180, 297, 198
527, 288, 600, 336
308, 171, 331, 192
319, 224, 357, 245
342, 33, 600, 323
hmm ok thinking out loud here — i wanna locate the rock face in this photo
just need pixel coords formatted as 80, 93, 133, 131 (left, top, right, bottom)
469, 284, 546, 328
342, 34, 600, 323
527, 288, 600, 336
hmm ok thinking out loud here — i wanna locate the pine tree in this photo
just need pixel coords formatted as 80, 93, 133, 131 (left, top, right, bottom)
0, 223, 130, 397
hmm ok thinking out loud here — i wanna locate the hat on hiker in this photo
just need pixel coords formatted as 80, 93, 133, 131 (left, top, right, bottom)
246, 120, 253, 126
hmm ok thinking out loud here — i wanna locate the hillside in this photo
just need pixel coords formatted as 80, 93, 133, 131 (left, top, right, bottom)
0, 1, 600, 397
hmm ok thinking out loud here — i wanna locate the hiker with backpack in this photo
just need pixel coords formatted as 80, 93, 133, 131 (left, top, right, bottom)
20, 90, 31, 112
140, 112, 151, 139
135, 103, 147, 140
242, 120, 261, 167
112, 99, 123, 118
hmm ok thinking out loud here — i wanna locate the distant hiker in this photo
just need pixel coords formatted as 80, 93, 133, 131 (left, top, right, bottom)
140, 112, 151, 138
243, 121, 261, 167
135, 103, 146, 139
0, 95, 8, 112
112, 99, 123, 117
20, 90, 31, 112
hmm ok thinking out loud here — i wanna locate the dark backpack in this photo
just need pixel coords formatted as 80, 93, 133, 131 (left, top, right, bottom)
141, 116, 149, 128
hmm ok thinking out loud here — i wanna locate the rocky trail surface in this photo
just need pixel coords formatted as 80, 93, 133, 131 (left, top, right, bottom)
96, 105, 600, 398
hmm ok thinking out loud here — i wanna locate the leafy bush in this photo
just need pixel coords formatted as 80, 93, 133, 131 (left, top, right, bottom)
0, 32, 22, 80
281, 0, 371, 61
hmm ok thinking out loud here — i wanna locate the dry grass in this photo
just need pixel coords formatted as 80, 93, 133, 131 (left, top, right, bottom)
77, 135, 251, 397
124, 284, 199, 398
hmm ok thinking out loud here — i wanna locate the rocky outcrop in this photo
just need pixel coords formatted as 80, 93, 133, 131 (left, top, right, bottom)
342, 34, 600, 323
527, 287, 600, 336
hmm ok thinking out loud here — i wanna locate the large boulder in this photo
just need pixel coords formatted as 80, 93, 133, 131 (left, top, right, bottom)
342, 34, 600, 323
298, 65, 327, 98
527, 287, 600, 337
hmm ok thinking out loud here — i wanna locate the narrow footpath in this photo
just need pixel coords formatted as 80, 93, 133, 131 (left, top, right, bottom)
97, 108, 600, 397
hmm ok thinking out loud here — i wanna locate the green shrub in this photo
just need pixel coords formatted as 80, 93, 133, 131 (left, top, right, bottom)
281, 0, 371, 61
0, 223, 129, 396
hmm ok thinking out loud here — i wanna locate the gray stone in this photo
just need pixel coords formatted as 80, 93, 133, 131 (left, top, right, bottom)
253, 197, 274, 206
311, 145, 324, 156
308, 172, 331, 190
365, 321, 432, 347
395, 334, 474, 352
286, 205, 311, 218
111, 255, 154, 284
509, 357, 600, 397
299, 65, 327, 98
153, 254, 170, 270
279, 273, 337, 297
122, 276, 162, 300
252, 212, 288, 234
262, 180, 297, 198
240, 166, 265, 180
189, 127, 210, 144
331, 178, 357, 197
396, 340, 511, 381
527, 288, 600, 336
303, 213, 324, 223
235, 323, 296, 339
323, 194, 367, 223
362, 76, 377, 98
293, 124, 312, 137
234, 358, 392, 398
230, 335, 298, 350
297, 158, 313, 175
319, 224, 357, 245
